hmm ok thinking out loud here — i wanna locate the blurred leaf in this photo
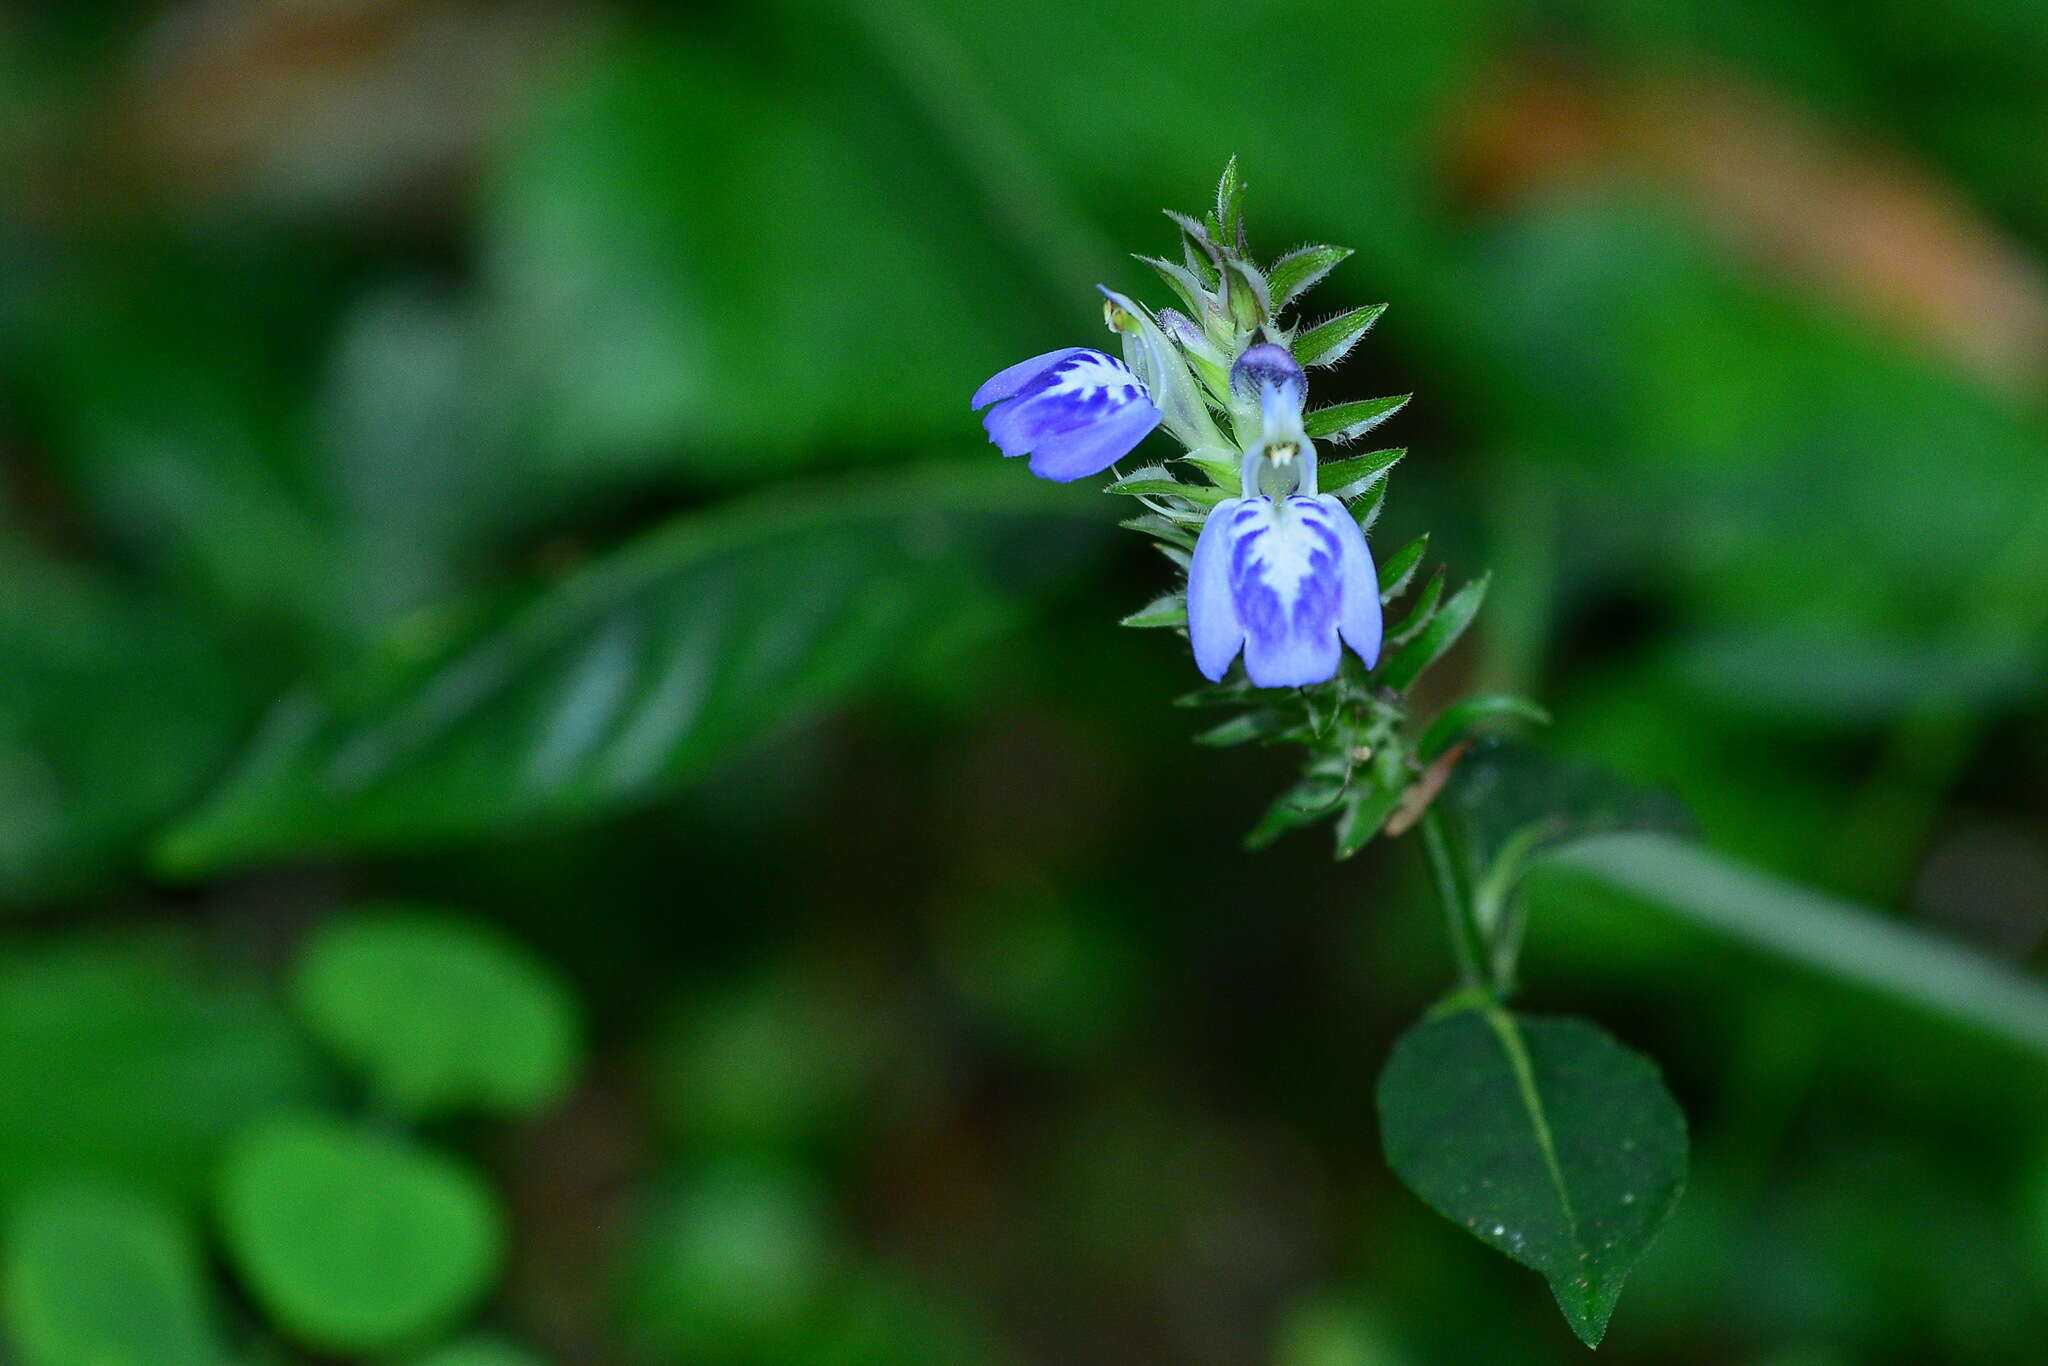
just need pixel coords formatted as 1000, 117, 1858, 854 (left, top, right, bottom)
1418, 695, 1551, 762
0, 934, 320, 1202
0, 553, 242, 901
651, 971, 878, 1153
400, 1338, 547, 1366
218, 1115, 501, 1354
625, 1157, 835, 1359
1377, 1004, 1687, 1347
1536, 833, 2048, 1060
3, 1184, 226, 1366
156, 465, 1095, 872
292, 906, 578, 1119
1669, 628, 2041, 724
1375, 574, 1488, 693
484, 29, 1022, 480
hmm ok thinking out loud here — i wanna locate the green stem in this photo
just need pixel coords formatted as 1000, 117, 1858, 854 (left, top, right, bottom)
1419, 804, 1486, 992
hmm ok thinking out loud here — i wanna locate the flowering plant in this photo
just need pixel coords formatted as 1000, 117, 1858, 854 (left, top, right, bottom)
976, 162, 1687, 1348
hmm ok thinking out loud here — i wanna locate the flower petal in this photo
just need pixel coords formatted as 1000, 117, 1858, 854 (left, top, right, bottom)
1322, 493, 1382, 668
971, 348, 1089, 409
1025, 391, 1162, 481
1187, 497, 1245, 680
1230, 495, 1345, 688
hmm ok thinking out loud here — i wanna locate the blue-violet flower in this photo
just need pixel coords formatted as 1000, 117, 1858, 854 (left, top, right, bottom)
972, 347, 1163, 482
1187, 344, 1381, 686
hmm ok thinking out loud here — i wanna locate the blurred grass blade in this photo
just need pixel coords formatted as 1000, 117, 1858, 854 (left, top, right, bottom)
1538, 833, 2048, 1059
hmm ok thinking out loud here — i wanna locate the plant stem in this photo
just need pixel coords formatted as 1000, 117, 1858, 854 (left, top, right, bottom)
1419, 804, 1486, 992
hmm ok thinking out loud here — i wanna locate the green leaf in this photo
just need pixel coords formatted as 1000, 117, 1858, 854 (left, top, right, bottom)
3, 1184, 227, 1366
155, 464, 1095, 873
0, 552, 242, 902
1316, 447, 1404, 493
1376, 574, 1489, 693
1377, 1005, 1687, 1347
1214, 155, 1245, 250
1119, 594, 1187, 629
1418, 695, 1552, 761
1134, 255, 1211, 317
1193, 710, 1293, 748
1293, 304, 1385, 367
1267, 244, 1353, 310
624, 1158, 834, 1359
1245, 775, 1347, 849
218, 1115, 502, 1354
1535, 833, 2048, 1060
1351, 479, 1388, 533
1304, 397, 1406, 444
292, 906, 579, 1119
1383, 572, 1443, 648
1376, 535, 1429, 601
1333, 779, 1405, 860
1103, 474, 1231, 507
0, 935, 320, 1203
1118, 513, 1197, 550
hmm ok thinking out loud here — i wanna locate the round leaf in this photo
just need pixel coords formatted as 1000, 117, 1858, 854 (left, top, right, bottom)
1377, 1006, 1687, 1347
293, 907, 577, 1118
3, 1183, 225, 1366
217, 1114, 502, 1353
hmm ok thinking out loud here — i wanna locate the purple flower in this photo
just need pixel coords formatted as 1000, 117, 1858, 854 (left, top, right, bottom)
972, 348, 1163, 482
1188, 342, 1378, 687
1188, 492, 1382, 687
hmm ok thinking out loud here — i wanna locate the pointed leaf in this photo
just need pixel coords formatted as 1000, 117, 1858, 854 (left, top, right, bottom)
1119, 514, 1197, 550
1378, 1005, 1686, 1347
1333, 778, 1405, 860
1385, 572, 1444, 645
1377, 574, 1489, 693
1305, 396, 1408, 444
1294, 304, 1385, 367
1376, 534, 1429, 601
1193, 709, 1292, 748
1214, 156, 1245, 251
1120, 594, 1186, 629
1268, 244, 1353, 310
1103, 475, 1231, 508
1351, 479, 1387, 532
1135, 255, 1210, 317
1317, 446, 1404, 494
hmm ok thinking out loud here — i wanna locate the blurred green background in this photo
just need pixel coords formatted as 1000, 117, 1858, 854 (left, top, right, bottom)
4, 1, 2048, 1362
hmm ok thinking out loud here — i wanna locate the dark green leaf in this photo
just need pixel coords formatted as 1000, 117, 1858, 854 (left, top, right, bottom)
292, 907, 579, 1118
1378, 1005, 1687, 1346
155, 466, 1094, 872
3, 1184, 226, 1366
1245, 776, 1347, 849
1334, 778, 1405, 860
1293, 304, 1385, 366
1376, 535, 1429, 601
1376, 574, 1489, 693
1268, 244, 1353, 310
1120, 595, 1186, 629
1419, 695, 1552, 761
218, 1115, 501, 1354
